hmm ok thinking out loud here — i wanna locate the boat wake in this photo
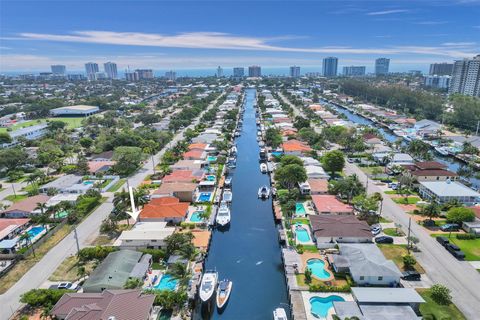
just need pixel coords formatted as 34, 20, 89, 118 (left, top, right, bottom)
255, 260, 263, 266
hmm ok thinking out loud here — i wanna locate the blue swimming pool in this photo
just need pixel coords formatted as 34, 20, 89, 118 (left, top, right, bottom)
27, 226, 46, 239
190, 211, 204, 222
295, 224, 311, 243
154, 274, 178, 291
206, 175, 216, 181
197, 192, 212, 202
83, 180, 95, 185
271, 151, 283, 157
310, 295, 345, 318
207, 156, 217, 162
295, 203, 306, 216
307, 259, 330, 280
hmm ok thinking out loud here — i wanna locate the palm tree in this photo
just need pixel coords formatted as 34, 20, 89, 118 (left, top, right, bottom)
167, 262, 191, 287
422, 202, 440, 222
35, 202, 48, 216
19, 232, 35, 257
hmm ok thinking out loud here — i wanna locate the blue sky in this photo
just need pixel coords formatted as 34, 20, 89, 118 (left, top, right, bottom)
0, 0, 479, 73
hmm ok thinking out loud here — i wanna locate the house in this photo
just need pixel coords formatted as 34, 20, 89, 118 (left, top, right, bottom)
162, 170, 203, 183
138, 197, 189, 223
282, 139, 312, 156
38, 174, 83, 194
115, 222, 175, 249
389, 153, 414, 166
309, 215, 372, 248
170, 159, 205, 171
50, 105, 99, 117
152, 182, 197, 202
0, 218, 30, 253
82, 250, 151, 293
308, 178, 329, 195
462, 221, 480, 235
183, 149, 207, 160
192, 133, 219, 144
403, 161, 458, 182
2, 195, 50, 218
329, 244, 402, 286
179, 229, 212, 252
50, 289, 155, 320
418, 180, 480, 206
87, 161, 115, 174
305, 165, 330, 179
311, 195, 353, 215
414, 119, 442, 137
91, 151, 114, 161
188, 143, 208, 151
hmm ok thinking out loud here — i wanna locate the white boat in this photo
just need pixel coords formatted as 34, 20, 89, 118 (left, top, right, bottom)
224, 177, 232, 187
273, 308, 288, 320
199, 271, 218, 302
260, 163, 268, 173
258, 185, 270, 199
216, 203, 231, 226
216, 279, 233, 309
230, 146, 237, 155
223, 189, 233, 203
435, 146, 449, 156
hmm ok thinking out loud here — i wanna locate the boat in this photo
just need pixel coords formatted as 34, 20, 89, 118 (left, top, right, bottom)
273, 308, 288, 320
199, 270, 218, 302
216, 203, 231, 226
224, 177, 232, 187
230, 146, 237, 155
260, 163, 268, 173
258, 185, 270, 199
435, 146, 450, 156
216, 279, 233, 310
223, 189, 233, 203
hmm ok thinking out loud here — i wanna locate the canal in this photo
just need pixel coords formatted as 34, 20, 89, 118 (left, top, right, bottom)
202, 88, 289, 319
325, 100, 480, 189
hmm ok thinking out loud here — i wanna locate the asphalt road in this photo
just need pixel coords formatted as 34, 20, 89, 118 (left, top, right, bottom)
0, 93, 224, 320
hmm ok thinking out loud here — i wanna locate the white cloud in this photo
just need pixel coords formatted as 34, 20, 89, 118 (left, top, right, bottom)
415, 21, 449, 25
366, 9, 409, 16
441, 42, 476, 46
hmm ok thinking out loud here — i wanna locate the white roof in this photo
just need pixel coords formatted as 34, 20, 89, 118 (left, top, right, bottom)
352, 287, 425, 304
118, 222, 175, 241
51, 105, 99, 111
420, 181, 480, 197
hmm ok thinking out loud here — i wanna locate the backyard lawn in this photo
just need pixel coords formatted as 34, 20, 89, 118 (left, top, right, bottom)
378, 244, 425, 273
417, 288, 466, 320
431, 234, 480, 261
3, 194, 28, 203
49, 256, 95, 282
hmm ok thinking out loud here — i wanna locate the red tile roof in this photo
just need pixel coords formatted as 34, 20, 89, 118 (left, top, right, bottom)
414, 161, 447, 170
163, 170, 197, 183
282, 139, 312, 153
188, 143, 207, 151
139, 196, 189, 219
0, 218, 30, 232
3, 195, 50, 214
311, 195, 353, 214
308, 179, 329, 193
183, 149, 205, 160
410, 169, 457, 177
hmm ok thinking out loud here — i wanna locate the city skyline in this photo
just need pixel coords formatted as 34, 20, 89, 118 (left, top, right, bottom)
1, 1, 480, 72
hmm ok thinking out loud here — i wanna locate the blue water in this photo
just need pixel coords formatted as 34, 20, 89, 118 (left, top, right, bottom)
310, 295, 345, 318
271, 151, 283, 157
201, 88, 289, 319
154, 274, 178, 291
295, 203, 306, 215
206, 175, 216, 181
295, 225, 311, 243
198, 192, 212, 202
83, 180, 95, 185
190, 211, 204, 222
27, 226, 45, 239
207, 156, 217, 162
307, 259, 330, 280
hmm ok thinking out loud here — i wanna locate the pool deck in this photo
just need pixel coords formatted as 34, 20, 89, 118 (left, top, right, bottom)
300, 292, 353, 320
300, 252, 334, 282
293, 223, 315, 246
186, 205, 207, 223
295, 201, 316, 217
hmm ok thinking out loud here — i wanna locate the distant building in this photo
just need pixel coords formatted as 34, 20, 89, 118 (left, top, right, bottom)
343, 66, 366, 77
424, 75, 451, 89
248, 65, 262, 77
50, 105, 99, 117
449, 55, 480, 97
94, 72, 107, 80
322, 57, 338, 77
67, 74, 85, 81
135, 69, 154, 80
233, 67, 244, 77
216, 66, 224, 78
103, 61, 118, 79
429, 63, 454, 76
125, 71, 140, 81
50, 65, 66, 75
290, 66, 301, 78
375, 58, 390, 76
165, 70, 176, 81
305, 72, 322, 78
1, 124, 48, 148
85, 62, 99, 80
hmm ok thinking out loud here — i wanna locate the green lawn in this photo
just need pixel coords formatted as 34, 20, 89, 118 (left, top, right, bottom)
385, 190, 417, 195
0, 117, 84, 134
3, 194, 28, 203
431, 234, 480, 261
383, 228, 405, 237
292, 218, 310, 225
378, 216, 392, 223
393, 196, 421, 205
378, 244, 425, 273
107, 179, 126, 192
417, 288, 466, 320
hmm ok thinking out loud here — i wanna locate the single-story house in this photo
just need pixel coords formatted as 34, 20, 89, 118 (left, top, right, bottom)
188, 143, 208, 151
162, 170, 204, 183
0, 218, 30, 241
462, 221, 480, 235
308, 178, 329, 195
183, 149, 207, 160
309, 215, 373, 248
414, 119, 442, 137
305, 165, 330, 179
419, 180, 480, 206
311, 195, 353, 215
403, 161, 458, 182
170, 159, 205, 171
38, 174, 84, 194
329, 244, 402, 286
88, 161, 115, 174
2, 195, 50, 218
282, 139, 312, 156
115, 222, 176, 249
389, 153, 414, 166
152, 182, 197, 202
50, 289, 155, 320
192, 133, 219, 144
138, 196, 189, 223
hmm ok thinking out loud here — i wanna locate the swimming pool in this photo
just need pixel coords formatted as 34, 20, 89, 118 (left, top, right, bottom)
190, 211, 204, 222
83, 180, 95, 185
310, 295, 345, 318
27, 226, 46, 239
207, 156, 217, 162
295, 224, 311, 243
197, 192, 212, 202
307, 259, 330, 280
154, 274, 178, 291
271, 151, 283, 157
295, 203, 306, 216
206, 175, 216, 181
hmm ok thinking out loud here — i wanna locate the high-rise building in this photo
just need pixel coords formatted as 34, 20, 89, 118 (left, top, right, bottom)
424, 75, 451, 89
322, 57, 338, 77
216, 66, 224, 78
233, 67, 245, 78
67, 74, 86, 81
165, 71, 176, 81
342, 66, 366, 77
51, 65, 66, 75
375, 58, 390, 76
290, 66, 301, 78
429, 63, 454, 76
135, 69, 154, 80
248, 65, 262, 77
85, 62, 99, 80
449, 55, 480, 97
125, 71, 140, 82
104, 62, 118, 79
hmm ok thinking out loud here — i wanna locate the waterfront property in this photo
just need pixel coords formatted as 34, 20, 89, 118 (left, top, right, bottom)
152, 182, 197, 202
311, 195, 353, 215
138, 196, 189, 223
418, 180, 480, 206
114, 222, 175, 249
293, 223, 315, 245
402, 161, 458, 183
301, 291, 353, 320
309, 215, 373, 248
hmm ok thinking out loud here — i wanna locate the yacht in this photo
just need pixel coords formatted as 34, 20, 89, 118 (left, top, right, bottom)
435, 146, 449, 156
216, 279, 233, 310
258, 185, 270, 199
260, 163, 268, 173
223, 189, 233, 203
199, 271, 218, 302
273, 308, 288, 320
216, 203, 231, 226
230, 146, 238, 155
224, 177, 232, 187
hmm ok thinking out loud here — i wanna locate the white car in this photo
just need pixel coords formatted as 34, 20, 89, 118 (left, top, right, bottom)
58, 282, 79, 291
371, 225, 382, 236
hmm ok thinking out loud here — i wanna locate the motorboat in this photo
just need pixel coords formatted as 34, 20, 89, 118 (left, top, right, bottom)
216, 279, 233, 310
258, 185, 270, 199
216, 203, 231, 226
230, 146, 237, 155
435, 146, 449, 156
223, 189, 233, 203
260, 163, 268, 173
199, 270, 218, 302
273, 308, 288, 320
271, 187, 277, 197
224, 177, 232, 187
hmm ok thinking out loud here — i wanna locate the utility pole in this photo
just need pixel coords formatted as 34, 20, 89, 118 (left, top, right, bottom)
407, 217, 412, 254
11, 183, 17, 198
73, 227, 80, 255
151, 154, 156, 174
476, 120, 479, 136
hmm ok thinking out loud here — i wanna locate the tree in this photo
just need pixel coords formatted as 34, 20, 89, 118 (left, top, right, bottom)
352, 194, 379, 220
165, 232, 194, 257
430, 284, 452, 305
20, 288, 71, 309
407, 140, 432, 160
322, 150, 345, 176
275, 164, 307, 190
76, 154, 90, 175
167, 262, 191, 286
0, 147, 28, 171
79, 137, 93, 149
421, 202, 440, 222
124, 278, 143, 289
462, 142, 478, 155
402, 254, 417, 269
446, 207, 475, 224
329, 174, 365, 203
47, 120, 67, 132
280, 155, 304, 167
293, 116, 310, 130
0, 132, 12, 144
265, 127, 282, 148
304, 267, 312, 284
112, 146, 144, 176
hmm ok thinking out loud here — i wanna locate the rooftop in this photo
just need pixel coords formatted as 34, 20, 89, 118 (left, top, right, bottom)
420, 180, 480, 197
310, 214, 372, 238
3, 195, 50, 214
352, 287, 425, 304
139, 196, 189, 219
311, 195, 353, 213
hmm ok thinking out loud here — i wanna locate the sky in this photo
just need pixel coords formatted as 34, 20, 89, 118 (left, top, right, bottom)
0, 0, 479, 74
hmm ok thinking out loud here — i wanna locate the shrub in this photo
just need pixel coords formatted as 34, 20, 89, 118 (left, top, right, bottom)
304, 267, 312, 284
456, 233, 477, 240
309, 283, 351, 292
403, 254, 417, 269
446, 207, 475, 224
430, 284, 452, 305
20, 288, 71, 308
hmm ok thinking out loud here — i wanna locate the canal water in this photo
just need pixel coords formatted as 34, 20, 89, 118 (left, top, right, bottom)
201, 88, 289, 319
325, 100, 480, 189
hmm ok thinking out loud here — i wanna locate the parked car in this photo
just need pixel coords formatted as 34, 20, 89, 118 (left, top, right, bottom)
445, 243, 465, 259
440, 224, 460, 232
388, 183, 398, 190
375, 236, 394, 244
57, 282, 79, 291
436, 236, 450, 247
347, 158, 354, 163
401, 271, 421, 281
371, 225, 382, 236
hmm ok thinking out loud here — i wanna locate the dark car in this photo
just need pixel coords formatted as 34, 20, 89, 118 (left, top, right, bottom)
436, 236, 450, 247
445, 243, 466, 259
401, 271, 421, 281
375, 236, 394, 244
440, 224, 460, 232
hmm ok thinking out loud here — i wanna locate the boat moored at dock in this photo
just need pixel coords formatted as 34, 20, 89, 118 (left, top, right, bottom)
199, 270, 218, 302
216, 279, 233, 310
258, 185, 271, 199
